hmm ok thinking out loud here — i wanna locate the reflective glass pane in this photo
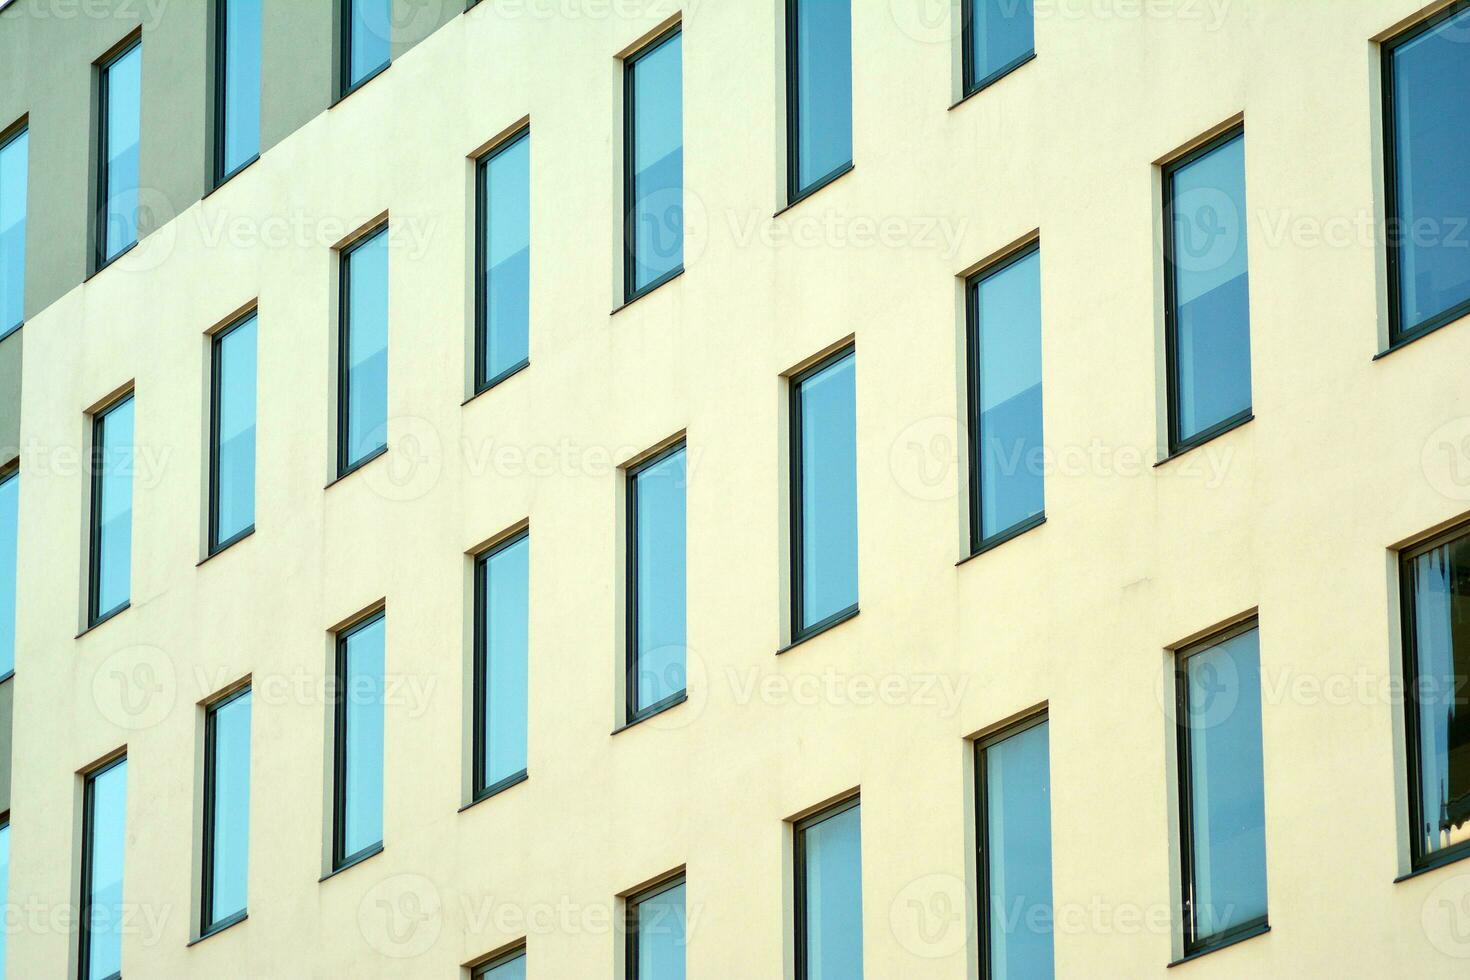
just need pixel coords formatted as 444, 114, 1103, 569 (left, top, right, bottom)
340, 615, 384, 860
628, 32, 683, 295
969, 0, 1034, 89
93, 396, 134, 622
799, 802, 862, 980
480, 131, 530, 385
212, 314, 256, 548
790, 0, 852, 196
84, 759, 126, 980
343, 228, 388, 470
347, 0, 391, 88
634, 882, 687, 980
476, 952, 526, 980
982, 721, 1053, 980
480, 535, 529, 789
102, 43, 141, 263
0, 469, 15, 678
207, 689, 251, 926
0, 127, 26, 334
219, 0, 261, 177
632, 447, 686, 713
797, 351, 858, 632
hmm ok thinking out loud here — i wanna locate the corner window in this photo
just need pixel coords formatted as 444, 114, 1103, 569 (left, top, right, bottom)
214, 0, 261, 184
473, 948, 526, 979
626, 875, 687, 980
201, 686, 251, 936
89, 394, 134, 627
80, 756, 127, 980
0, 123, 26, 337
976, 715, 1053, 979
338, 226, 388, 476
1175, 622, 1268, 954
333, 611, 384, 870
623, 26, 683, 302
475, 128, 531, 391
790, 347, 858, 642
967, 244, 1043, 553
474, 531, 529, 800
963, 0, 1035, 95
786, 0, 852, 202
209, 311, 257, 553
341, 0, 391, 95
1163, 128, 1252, 453
97, 39, 142, 269
794, 796, 862, 979
626, 443, 687, 723
0, 465, 15, 679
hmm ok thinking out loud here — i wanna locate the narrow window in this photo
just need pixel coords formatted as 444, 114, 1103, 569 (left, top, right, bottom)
209, 311, 257, 553
967, 244, 1043, 553
474, 532, 529, 800
626, 443, 687, 723
338, 226, 388, 476
214, 0, 261, 184
473, 948, 526, 979
201, 686, 251, 936
963, 0, 1035, 95
0, 123, 26, 337
89, 394, 134, 627
976, 715, 1053, 979
80, 756, 127, 980
623, 27, 683, 302
475, 128, 531, 391
0, 465, 16, 679
786, 0, 852, 202
97, 39, 142, 269
1163, 128, 1251, 453
794, 796, 862, 979
1383, 2, 1470, 344
1402, 525, 1470, 869
790, 347, 858, 641
340, 0, 391, 95
626, 875, 687, 980
1176, 622, 1268, 954
333, 611, 384, 870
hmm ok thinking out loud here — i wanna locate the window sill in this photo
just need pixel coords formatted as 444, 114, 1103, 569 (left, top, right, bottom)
958, 513, 1046, 567
463, 358, 530, 407
459, 769, 529, 812
778, 605, 860, 655
320, 842, 383, 882
199, 526, 255, 567
86, 240, 138, 282
1155, 412, 1253, 468
1168, 922, 1269, 967
1395, 844, 1470, 883
612, 267, 685, 315
76, 602, 131, 639
0, 320, 20, 343
1375, 301, 1470, 360
612, 691, 689, 734
0, 669, 13, 685
205, 155, 261, 199
189, 911, 247, 946
332, 61, 391, 108
951, 50, 1037, 110
327, 445, 388, 488
777, 162, 855, 217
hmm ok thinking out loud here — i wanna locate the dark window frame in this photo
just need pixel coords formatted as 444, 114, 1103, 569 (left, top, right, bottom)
472, 530, 530, 803
337, 0, 391, 100
0, 461, 15, 682
88, 392, 134, 628
621, 24, 684, 305
332, 609, 385, 871
200, 684, 250, 938
473, 126, 532, 395
961, 0, 1038, 99
94, 36, 142, 274
1173, 617, 1268, 956
625, 441, 688, 725
79, 754, 126, 980
211, 0, 260, 187
624, 872, 686, 980
793, 794, 860, 980
0, 118, 26, 339
1381, 0, 1470, 350
784, 0, 855, 205
1161, 125, 1252, 457
336, 224, 389, 478
208, 309, 257, 555
471, 944, 527, 978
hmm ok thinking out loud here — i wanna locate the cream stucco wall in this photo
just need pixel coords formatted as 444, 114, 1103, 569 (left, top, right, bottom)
9, 0, 1470, 977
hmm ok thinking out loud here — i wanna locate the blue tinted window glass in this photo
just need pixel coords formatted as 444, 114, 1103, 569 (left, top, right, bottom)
799, 802, 863, 979
0, 469, 15, 678
339, 615, 384, 862
968, 0, 1034, 90
102, 43, 141, 263
982, 721, 1053, 980
0, 127, 26, 334
346, 0, 391, 89
0, 821, 8, 977
480, 535, 529, 790
92, 396, 134, 623
632, 447, 687, 714
480, 131, 530, 386
220, 0, 261, 178
1168, 133, 1251, 444
972, 249, 1043, 543
84, 758, 126, 980
796, 351, 858, 632
627, 31, 683, 296
207, 689, 251, 927
212, 314, 256, 549
342, 228, 388, 471
1182, 627, 1267, 943
634, 882, 687, 980
476, 952, 526, 979
790, 0, 852, 196
1389, 8, 1470, 336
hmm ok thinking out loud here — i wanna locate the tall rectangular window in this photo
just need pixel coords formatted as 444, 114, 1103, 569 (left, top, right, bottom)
786, 0, 852, 202
473, 948, 526, 979
623, 26, 683, 302
214, 0, 261, 184
475, 128, 531, 391
1383, 2, 1470, 344
627, 443, 687, 722
976, 715, 1053, 980
967, 244, 1043, 552
626, 875, 687, 980
794, 797, 862, 979
1163, 128, 1251, 452
0, 123, 26, 337
1402, 525, 1470, 869
791, 347, 858, 641
474, 532, 529, 800
201, 686, 251, 936
338, 226, 388, 476
209, 311, 257, 553
0, 816, 9, 978
333, 611, 384, 870
80, 756, 126, 980
341, 0, 391, 94
89, 394, 134, 627
0, 466, 15, 679
1175, 622, 1268, 954
963, 0, 1035, 95
97, 38, 141, 269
